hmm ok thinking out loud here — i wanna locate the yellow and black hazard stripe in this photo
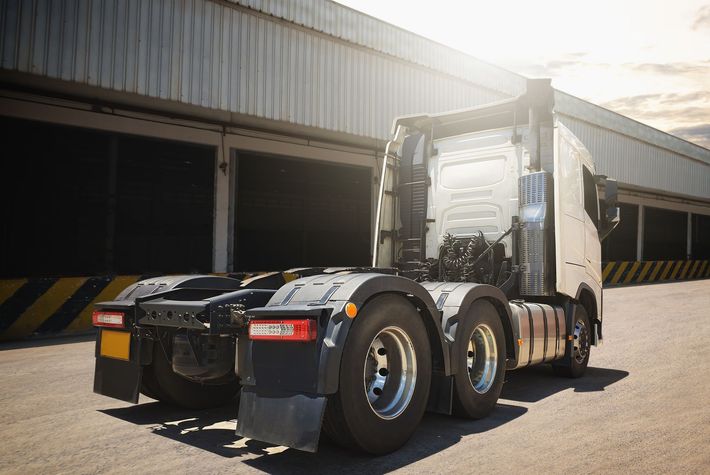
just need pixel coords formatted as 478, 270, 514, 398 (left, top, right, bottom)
0, 271, 299, 342
1, 264, 706, 342
0, 275, 144, 342
602, 259, 710, 286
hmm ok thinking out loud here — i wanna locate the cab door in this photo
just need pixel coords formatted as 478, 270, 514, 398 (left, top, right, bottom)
553, 125, 586, 297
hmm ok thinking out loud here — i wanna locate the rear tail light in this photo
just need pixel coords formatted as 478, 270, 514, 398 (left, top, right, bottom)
92, 311, 126, 328
248, 319, 317, 341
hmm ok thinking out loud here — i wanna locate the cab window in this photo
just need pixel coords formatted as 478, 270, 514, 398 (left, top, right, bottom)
582, 166, 599, 228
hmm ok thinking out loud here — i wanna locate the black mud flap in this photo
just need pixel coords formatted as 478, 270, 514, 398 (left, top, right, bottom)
93, 356, 142, 403
93, 329, 148, 403
235, 387, 327, 453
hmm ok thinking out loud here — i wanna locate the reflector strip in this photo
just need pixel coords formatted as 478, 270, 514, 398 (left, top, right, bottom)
248, 319, 317, 341
92, 311, 125, 328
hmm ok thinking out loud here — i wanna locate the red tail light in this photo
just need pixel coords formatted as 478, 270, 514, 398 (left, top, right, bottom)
92, 311, 125, 328
248, 319, 317, 341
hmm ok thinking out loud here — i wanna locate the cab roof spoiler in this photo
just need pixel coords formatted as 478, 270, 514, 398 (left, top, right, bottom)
392, 78, 554, 140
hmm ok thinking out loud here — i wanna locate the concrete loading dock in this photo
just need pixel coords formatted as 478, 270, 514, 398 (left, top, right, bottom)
0, 0, 709, 341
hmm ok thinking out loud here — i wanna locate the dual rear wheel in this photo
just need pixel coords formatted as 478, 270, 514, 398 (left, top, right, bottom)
323, 294, 432, 454
452, 300, 507, 419
141, 339, 239, 410
323, 295, 508, 454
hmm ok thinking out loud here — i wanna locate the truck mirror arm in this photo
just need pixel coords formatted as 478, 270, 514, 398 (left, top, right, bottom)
599, 207, 620, 241
594, 175, 620, 241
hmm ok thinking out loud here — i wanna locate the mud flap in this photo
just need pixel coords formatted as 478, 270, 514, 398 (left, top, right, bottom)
235, 387, 327, 452
93, 328, 149, 403
93, 356, 142, 403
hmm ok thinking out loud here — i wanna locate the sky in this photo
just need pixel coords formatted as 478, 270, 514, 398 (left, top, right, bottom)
336, 0, 710, 149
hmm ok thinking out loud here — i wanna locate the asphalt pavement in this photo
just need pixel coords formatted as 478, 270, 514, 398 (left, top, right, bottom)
1, 280, 709, 474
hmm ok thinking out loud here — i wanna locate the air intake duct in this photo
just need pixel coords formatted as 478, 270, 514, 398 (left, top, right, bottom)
518, 171, 554, 296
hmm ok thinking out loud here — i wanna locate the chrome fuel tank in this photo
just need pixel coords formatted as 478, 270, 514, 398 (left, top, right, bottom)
510, 302, 566, 369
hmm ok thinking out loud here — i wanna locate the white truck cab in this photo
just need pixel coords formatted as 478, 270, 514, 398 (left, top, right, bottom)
375, 78, 619, 346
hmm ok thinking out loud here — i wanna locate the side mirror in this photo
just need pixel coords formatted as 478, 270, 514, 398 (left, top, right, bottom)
601, 206, 620, 241
603, 176, 617, 206
595, 175, 620, 241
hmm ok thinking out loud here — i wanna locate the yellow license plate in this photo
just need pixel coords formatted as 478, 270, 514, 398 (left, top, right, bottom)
100, 330, 131, 361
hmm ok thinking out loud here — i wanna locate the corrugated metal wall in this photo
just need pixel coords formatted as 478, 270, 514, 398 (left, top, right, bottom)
229, 0, 526, 98
556, 91, 710, 201
558, 114, 710, 201
0, 0, 508, 140
555, 91, 710, 167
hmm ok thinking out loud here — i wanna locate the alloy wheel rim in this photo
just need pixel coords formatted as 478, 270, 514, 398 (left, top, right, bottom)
363, 326, 417, 419
467, 323, 498, 394
573, 320, 590, 364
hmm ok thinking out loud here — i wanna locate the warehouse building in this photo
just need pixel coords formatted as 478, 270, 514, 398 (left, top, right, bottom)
0, 0, 709, 338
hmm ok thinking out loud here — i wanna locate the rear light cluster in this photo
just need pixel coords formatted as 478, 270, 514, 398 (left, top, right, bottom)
92, 311, 125, 328
248, 319, 317, 341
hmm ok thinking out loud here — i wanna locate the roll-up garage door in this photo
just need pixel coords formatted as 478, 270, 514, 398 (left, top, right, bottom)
235, 153, 371, 271
0, 117, 215, 278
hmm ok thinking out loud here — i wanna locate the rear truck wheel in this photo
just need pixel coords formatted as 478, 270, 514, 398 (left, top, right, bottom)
323, 294, 432, 454
146, 341, 239, 409
140, 364, 171, 402
452, 300, 507, 419
552, 304, 591, 378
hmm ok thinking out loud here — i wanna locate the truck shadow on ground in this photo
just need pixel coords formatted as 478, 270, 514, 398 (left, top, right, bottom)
501, 365, 629, 403
100, 365, 627, 474
101, 402, 526, 473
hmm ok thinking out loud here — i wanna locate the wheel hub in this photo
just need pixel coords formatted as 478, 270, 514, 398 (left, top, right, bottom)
363, 326, 417, 419
467, 324, 498, 394
573, 320, 590, 364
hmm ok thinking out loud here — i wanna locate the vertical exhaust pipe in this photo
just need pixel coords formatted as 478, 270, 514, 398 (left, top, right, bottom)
524, 78, 554, 172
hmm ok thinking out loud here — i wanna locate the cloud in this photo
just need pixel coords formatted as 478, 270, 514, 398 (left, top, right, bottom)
627, 60, 710, 75
516, 58, 709, 79
659, 91, 710, 104
601, 93, 665, 111
512, 54, 606, 77
670, 124, 710, 148
600, 91, 710, 148
601, 95, 709, 123
692, 5, 710, 30
601, 92, 710, 120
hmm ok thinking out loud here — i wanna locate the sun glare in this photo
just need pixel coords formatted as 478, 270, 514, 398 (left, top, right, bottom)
338, 0, 710, 146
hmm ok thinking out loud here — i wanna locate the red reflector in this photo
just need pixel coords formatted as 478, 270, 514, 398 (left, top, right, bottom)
92, 311, 125, 328
248, 319, 317, 341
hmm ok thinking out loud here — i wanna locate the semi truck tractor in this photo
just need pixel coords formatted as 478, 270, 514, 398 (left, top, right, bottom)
91, 79, 619, 454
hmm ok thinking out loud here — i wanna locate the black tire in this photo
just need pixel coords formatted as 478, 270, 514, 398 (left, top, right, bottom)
146, 342, 240, 409
452, 300, 506, 419
552, 304, 591, 378
323, 294, 432, 454
140, 363, 173, 403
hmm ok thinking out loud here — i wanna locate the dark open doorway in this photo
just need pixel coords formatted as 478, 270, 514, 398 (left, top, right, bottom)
234, 153, 372, 271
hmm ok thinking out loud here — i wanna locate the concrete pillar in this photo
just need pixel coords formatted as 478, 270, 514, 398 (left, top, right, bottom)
213, 138, 230, 273
636, 204, 644, 261
227, 150, 237, 273
687, 212, 692, 259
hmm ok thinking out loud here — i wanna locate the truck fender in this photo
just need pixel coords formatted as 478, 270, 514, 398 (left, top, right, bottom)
575, 282, 601, 345
252, 272, 451, 395
114, 275, 242, 302
422, 281, 517, 373
328, 273, 451, 391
